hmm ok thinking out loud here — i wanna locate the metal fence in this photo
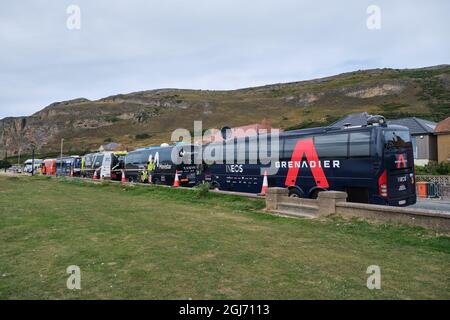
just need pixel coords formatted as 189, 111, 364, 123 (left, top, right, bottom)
416, 175, 450, 185
416, 175, 450, 199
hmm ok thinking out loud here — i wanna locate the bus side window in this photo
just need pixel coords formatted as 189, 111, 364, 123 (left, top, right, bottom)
283, 137, 298, 159
349, 132, 371, 157
248, 136, 258, 164
314, 133, 348, 158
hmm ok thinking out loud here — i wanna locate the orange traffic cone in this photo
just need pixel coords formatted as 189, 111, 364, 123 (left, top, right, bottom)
173, 170, 180, 187
70, 168, 74, 177
93, 169, 97, 181
121, 169, 127, 184
260, 170, 268, 195
148, 173, 152, 184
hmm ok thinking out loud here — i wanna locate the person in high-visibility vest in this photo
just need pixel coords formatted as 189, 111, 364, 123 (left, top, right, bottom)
141, 163, 149, 183
147, 159, 155, 184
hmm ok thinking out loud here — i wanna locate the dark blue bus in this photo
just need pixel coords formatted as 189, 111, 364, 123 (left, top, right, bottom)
125, 144, 202, 186
202, 117, 416, 206
56, 156, 82, 176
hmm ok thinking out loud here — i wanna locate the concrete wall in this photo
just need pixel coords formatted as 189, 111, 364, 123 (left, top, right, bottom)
265, 188, 450, 232
335, 202, 450, 231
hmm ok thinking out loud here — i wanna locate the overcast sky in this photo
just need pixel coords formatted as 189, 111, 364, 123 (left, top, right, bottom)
0, 0, 449, 119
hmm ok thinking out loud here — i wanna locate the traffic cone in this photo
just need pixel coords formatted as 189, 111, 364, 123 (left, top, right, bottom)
260, 170, 268, 195
173, 170, 180, 187
121, 169, 127, 184
148, 173, 152, 184
93, 169, 97, 181
70, 168, 74, 177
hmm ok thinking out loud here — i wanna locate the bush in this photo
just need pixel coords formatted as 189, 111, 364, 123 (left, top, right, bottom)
194, 182, 210, 198
415, 162, 450, 175
135, 133, 151, 140
0, 160, 11, 169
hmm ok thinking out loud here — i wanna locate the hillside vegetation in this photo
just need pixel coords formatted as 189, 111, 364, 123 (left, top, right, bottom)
1, 65, 449, 157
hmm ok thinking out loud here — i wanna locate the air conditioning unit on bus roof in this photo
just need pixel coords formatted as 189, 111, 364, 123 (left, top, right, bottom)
367, 115, 387, 126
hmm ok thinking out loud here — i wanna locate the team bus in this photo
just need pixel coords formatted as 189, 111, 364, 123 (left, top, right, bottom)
125, 144, 201, 186
81, 152, 127, 180
202, 116, 416, 206
23, 159, 43, 174
56, 156, 82, 176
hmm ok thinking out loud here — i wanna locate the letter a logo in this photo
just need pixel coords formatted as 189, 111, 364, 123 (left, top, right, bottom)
285, 138, 329, 188
396, 154, 407, 168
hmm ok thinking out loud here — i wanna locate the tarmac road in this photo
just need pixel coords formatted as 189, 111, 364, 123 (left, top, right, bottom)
410, 198, 450, 213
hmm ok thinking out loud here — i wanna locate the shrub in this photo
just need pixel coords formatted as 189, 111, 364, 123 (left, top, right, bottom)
194, 182, 210, 198
135, 133, 151, 140
0, 160, 11, 169
415, 162, 450, 175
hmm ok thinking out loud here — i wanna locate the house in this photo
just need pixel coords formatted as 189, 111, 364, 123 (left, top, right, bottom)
99, 142, 122, 152
435, 116, 450, 163
330, 113, 437, 165
329, 112, 372, 128
387, 117, 437, 166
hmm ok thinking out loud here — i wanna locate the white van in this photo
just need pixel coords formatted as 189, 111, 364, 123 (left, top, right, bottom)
23, 159, 43, 173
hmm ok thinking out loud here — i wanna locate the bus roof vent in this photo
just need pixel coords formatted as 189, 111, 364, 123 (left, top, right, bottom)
367, 115, 387, 126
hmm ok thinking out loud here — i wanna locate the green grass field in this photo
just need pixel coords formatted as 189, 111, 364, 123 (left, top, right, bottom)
0, 175, 449, 299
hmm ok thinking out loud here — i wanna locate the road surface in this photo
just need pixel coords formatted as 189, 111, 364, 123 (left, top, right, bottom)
410, 198, 450, 213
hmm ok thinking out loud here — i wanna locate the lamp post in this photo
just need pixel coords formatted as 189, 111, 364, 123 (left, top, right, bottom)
60, 138, 64, 177
31, 145, 35, 176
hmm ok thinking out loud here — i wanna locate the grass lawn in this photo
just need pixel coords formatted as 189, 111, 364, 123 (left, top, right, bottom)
0, 175, 449, 299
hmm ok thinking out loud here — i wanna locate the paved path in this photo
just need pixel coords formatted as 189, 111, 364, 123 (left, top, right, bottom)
411, 198, 450, 213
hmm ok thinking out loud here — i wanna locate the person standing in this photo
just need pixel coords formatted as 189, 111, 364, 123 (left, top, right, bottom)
147, 158, 155, 184
141, 163, 149, 183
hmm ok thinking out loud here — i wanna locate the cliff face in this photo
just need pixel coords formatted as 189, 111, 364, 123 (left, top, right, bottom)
1, 65, 449, 156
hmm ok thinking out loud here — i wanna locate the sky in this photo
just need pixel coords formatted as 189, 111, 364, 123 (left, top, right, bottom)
0, 0, 449, 119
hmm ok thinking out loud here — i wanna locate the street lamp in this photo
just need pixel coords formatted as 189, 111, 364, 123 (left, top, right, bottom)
60, 138, 64, 176
31, 144, 35, 176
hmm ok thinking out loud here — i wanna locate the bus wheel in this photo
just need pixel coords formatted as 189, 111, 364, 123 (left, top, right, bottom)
288, 188, 303, 198
310, 189, 323, 199
210, 182, 220, 191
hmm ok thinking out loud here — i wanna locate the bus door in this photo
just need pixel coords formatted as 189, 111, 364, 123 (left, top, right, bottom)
100, 153, 112, 179
175, 145, 201, 186
382, 129, 416, 206
342, 131, 373, 202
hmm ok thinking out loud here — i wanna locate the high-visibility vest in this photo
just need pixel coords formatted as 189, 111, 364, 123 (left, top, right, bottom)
148, 163, 155, 172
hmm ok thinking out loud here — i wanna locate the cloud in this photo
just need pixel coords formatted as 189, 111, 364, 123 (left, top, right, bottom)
0, 0, 449, 118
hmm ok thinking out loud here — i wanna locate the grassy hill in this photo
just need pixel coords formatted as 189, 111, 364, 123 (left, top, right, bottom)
1, 65, 449, 157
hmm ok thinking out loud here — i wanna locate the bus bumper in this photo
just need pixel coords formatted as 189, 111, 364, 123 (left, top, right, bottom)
372, 195, 417, 207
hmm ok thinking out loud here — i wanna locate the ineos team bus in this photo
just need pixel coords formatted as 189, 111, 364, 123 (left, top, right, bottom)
125, 144, 201, 186
203, 116, 416, 206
